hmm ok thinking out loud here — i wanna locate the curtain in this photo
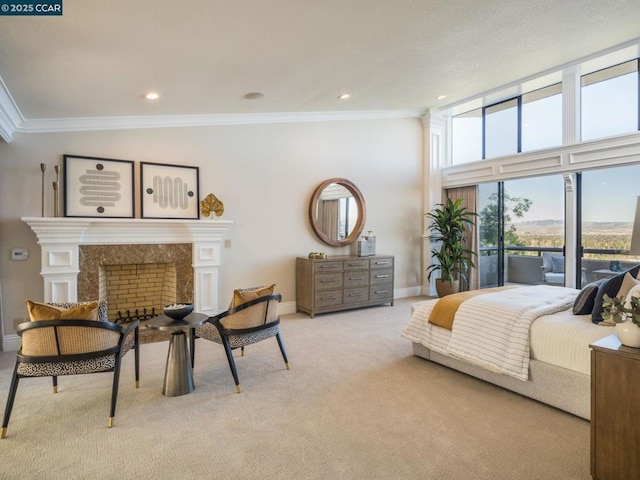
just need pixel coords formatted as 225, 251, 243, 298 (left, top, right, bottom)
446, 186, 479, 291
318, 199, 339, 241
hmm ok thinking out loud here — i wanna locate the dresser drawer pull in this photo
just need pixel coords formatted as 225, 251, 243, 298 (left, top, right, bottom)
348, 276, 365, 281
347, 263, 364, 267
320, 279, 337, 284
348, 293, 364, 297
320, 265, 338, 269
375, 274, 390, 278
374, 261, 391, 265
320, 296, 337, 301
375, 290, 390, 294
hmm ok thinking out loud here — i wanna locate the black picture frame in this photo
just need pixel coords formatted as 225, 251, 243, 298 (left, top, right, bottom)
63, 154, 135, 218
140, 162, 200, 219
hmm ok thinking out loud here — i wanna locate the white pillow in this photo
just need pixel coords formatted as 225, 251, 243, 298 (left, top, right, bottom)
616, 272, 640, 300
624, 283, 640, 309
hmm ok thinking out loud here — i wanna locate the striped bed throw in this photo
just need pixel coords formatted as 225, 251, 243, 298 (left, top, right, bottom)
445, 285, 577, 380
428, 286, 516, 330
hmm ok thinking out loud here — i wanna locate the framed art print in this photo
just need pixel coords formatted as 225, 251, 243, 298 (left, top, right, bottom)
140, 162, 200, 219
63, 155, 135, 218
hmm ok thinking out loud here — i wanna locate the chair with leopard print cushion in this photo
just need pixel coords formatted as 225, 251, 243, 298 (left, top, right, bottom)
1, 304, 140, 439
190, 293, 288, 393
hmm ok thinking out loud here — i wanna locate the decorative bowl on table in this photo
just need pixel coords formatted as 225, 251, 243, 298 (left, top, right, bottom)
163, 303, 194, 320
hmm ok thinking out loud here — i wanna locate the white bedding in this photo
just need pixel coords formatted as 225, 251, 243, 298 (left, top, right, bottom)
402, 286, 614, 377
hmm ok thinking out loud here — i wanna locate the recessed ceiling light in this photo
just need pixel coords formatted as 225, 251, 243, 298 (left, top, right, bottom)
145, 92, 160, 100
244, 92, 266, 100
338, 93, 351, 100
436, 95, 447, 100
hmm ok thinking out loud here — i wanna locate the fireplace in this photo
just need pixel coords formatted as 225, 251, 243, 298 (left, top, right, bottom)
22, 217, 233, 318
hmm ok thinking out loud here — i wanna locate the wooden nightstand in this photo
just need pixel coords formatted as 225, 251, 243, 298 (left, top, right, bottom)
590, 334, 640, 480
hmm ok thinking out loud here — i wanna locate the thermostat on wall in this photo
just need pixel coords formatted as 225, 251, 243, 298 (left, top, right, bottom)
11, 248, 29, 261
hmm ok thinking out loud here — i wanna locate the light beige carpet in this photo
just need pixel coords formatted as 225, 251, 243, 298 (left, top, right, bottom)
0, 297, 591, 480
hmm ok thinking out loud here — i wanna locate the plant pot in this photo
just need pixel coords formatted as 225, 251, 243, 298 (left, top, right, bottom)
615, 320, 640, 348
435, 279, 460, 297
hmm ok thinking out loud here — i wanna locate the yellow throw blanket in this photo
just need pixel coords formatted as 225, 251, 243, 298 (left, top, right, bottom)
428, 286, 516, 330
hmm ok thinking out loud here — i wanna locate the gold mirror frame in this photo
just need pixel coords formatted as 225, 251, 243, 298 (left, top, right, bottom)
309, 177, 367, 247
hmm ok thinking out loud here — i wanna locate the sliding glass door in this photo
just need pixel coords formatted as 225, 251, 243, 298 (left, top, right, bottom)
579, 164, 640, 287
478, 175, 565, 288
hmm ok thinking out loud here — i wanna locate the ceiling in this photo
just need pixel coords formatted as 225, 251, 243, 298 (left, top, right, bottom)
1, 0, 640, 141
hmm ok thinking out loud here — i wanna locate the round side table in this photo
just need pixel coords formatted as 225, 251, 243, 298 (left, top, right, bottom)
146, 312, 208, 397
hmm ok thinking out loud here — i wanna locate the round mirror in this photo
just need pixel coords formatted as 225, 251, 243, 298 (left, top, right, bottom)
309, 178, 367, 247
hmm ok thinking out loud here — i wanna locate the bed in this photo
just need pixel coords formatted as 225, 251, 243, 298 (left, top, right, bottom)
402, 285, 616, 420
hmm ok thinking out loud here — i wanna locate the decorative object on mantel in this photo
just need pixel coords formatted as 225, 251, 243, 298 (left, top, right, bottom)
141, 162, 200, 219
63, 154, 135, 218
200, 193, 224, 218
53, 165, 60, 217
40, 163, 46, 217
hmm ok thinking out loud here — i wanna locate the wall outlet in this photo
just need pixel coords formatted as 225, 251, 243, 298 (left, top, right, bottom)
224, 239, 231, 248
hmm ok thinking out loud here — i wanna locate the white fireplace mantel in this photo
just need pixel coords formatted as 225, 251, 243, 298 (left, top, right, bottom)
22, 217, 233, 315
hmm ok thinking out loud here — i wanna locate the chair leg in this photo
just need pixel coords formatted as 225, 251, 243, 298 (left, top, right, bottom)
1, 363, 20, 439
221, 337, 241, 393
52, 376, 58, 393
109, 356, 124, 428
134, 326, 140, 388
276, 332, 290, 370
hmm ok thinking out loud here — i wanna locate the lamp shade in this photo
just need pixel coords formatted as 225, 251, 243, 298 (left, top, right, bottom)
630, 196, 640, 256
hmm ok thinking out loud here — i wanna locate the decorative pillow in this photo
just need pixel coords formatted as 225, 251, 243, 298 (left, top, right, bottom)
572, 279, 606, 315
616, 272, 640, 300
551, 256, 565, 274
624, 283, 640, 309
26, 300, 100, 321
231, 284, 276, 308
591, 264, 640, 324
47, 300, 108, 322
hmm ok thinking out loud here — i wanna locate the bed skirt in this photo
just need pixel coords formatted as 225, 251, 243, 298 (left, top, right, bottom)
411, 342, 591, 420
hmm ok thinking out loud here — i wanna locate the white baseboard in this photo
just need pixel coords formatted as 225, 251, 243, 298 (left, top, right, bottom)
3, 334, 20, 352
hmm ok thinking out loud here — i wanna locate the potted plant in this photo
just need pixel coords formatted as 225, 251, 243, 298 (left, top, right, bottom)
602, 293, 640, 348
425, 197, 477, 297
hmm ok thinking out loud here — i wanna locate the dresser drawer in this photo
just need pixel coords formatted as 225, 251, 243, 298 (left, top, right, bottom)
370, 268, 393, 284
343, 287, 369, 304
343, 271, 369, 287
315, 261, 343, 272
315, 272, 343, 290
370, 258, 393, 269
370, 284, 393, 301
314, 289, 342, 308
344, 259, 369, 270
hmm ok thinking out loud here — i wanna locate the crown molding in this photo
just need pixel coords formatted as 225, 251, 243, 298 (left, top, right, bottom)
14, 109, 425, 134
0, 75, 24, 143
0, 93, 425, 142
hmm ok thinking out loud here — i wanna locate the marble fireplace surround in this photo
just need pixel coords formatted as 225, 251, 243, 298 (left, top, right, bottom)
22, 217, 233, 316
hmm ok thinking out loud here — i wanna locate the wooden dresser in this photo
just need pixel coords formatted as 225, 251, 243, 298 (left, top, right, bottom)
296, 255, 394, 318
590, 334, 640, 480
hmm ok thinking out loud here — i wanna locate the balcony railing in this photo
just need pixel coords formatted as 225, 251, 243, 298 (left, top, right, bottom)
479, 246, 639, 289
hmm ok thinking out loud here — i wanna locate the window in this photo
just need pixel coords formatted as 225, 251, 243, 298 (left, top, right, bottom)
485, 99, 518, 158
451, 84, 563, 164
522, 84, 562, 151
581, 60, 639, 141
452, 108, 482, 165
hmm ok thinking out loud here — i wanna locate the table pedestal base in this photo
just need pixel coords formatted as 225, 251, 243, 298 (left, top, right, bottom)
162, 331, 195, 397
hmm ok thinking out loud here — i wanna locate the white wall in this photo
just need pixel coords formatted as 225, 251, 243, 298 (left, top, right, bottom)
0, 118, 424, 344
